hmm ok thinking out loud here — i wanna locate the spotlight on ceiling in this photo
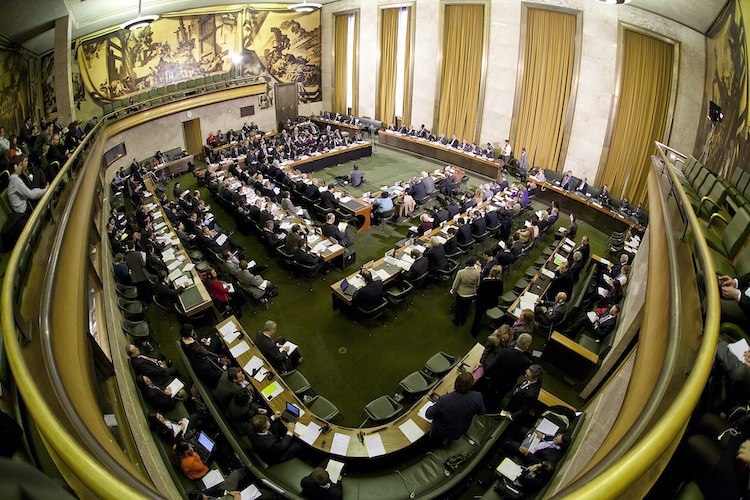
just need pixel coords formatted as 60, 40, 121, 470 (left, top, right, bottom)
120, 0, 159, 31
288, 1, 323, 13
597, 0, 632, 4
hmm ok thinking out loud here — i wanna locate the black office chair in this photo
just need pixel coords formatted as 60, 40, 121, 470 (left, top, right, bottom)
293, 260, 323, 291
281, 370, 311, 395
423, 352, 457, 376
307, 395, 340, 421
121, 319, 155, 350
433, 258, 459, 282
115, 283, 138, 300
354, 297, 388, 336
117, 297, 144, 319
386, 281, 414, 319
457, 237, 475, 252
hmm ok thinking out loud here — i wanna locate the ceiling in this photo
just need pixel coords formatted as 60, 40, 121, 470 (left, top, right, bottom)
0, 0, 730, 55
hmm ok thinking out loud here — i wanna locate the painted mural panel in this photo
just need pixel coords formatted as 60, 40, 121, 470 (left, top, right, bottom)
694, 0, 750, 176
41, 52, 57, 119
74, 4, 320, 109
0, 39, 39, 136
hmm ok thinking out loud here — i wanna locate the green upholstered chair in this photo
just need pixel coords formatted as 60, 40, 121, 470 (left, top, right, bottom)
694, 180, 729, 220
117, 297, 143, 318
281, 370, 311, 395
364, 395, 403, 422
423, 352, 457, 376
115, 283, 138, 300
399, 371, 437, 395
307, 395, 340, 421
121, 319, 151, 340
702, 207, 750, 259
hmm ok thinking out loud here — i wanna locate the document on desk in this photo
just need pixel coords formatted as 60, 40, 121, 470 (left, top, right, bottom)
729, 338, 750, 362
216, 234, 228, 246
229, 341, 250, 358
300, 422, 322, 445
541, 268, 555, 279
224, 329, 241, 344
202, 469, 224, 489
562, 244, 573, 253
599, 258, 611, 267
330, 433, 351, 456
167, 260, 182, 271
399, 419, 426, 443
168, 269, 183, 281
182, 263, 195, 273
329, 243, 344, 254
174, 276, 192, 289
553, 253, 568, 266
372, 269, 390, 282
384, 256, 399, 266
281, 341, 297, 354
536, 418, 560, 436
364, 433, 386, 457
565, 238, 575, 246
252, 367, 268, 382
293, 422, 308, 436
418, 401, 435, 422
239, 484, 261, 500
243, 356, 264, 373
496, 457, 524, 481
261, 381, 284, 400
218, 321, 237, 337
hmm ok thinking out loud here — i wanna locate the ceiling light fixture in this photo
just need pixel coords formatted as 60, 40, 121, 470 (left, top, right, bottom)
120, 0, 159, 31
288, 1, 323, 13
597, 0, 632, 4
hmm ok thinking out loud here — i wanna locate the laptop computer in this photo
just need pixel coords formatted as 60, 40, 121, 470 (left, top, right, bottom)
195, 431, 216, 462
340, 278, 355, 296
281, 402, 302, 423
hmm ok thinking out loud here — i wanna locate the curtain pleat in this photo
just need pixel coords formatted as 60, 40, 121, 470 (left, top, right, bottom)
514, 8, 576, 171
598, 29, 673, 204
402, 7, 413, 126
436, 4, 485, 142
377, 8, 399, 124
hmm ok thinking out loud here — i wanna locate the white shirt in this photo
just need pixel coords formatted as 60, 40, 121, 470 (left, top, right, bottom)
0, 137, 9, 152
7, 173, 46, 214
503, 144, 512, 156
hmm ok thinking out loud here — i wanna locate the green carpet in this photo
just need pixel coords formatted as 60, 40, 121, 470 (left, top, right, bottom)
146, 148, 607, 426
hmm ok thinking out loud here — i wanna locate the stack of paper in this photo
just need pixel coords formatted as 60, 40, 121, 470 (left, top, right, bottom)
201, 469, 224, 488
229, 341, 250, 358
537, 418, 560, 436
728, 338, 750, 362
417, 401, 435, 422
372, 269, 390, 282
261, 381, 284, 400
166, 378, 185, 398
243, 356, 264, 373
398, 419, 426, 443
240, 485, 261, 500
326, 459, 345, 483
330, 433, 351, 456
299, 422, 322, 445
496, 458, 524, 481
364, 434, 386, 457
541, 268, 555, 279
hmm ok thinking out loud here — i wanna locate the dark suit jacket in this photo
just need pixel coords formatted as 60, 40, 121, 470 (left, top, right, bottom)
570, 260, 585, 282
125, 250, 148, 283
305, 184, 320, 200
434, 209, 449, 225
485, 347, 531, 397
404, 256, 429, 282
192, 356, 224, 389
738, 273, 750, 318
575, 243, 590, 263
595, 314, 618, 338
249, 430, 296, 464
410, 181, 427, 200
293, 247, 322, 267
485, 211, 500, 229
446, 203, 460, 218
546, 270, 574, 300
456, 224, 473, 245
255, 332, 289, 371
471, 217, 487, 236
507, 380, 541, 422
443, 237, 459, 256
131, 356, 171, 386
320, 190, 339, 209
213, 371, 244, 409
425, 244, 449, 271
352, 280, 385, 309
322, 223, 348, 246
300, 475, 343, 500
475, 277, 504, 309
426, 391, 485, 441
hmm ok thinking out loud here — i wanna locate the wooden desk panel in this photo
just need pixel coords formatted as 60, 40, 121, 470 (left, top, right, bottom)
215, 315, 484, 458
283, 142, 372, 174
311, 116, 362, 134
379, 130, 500, 178
153, 155, 194, 177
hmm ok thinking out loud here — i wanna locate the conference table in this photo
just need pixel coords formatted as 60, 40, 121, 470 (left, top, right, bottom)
207, 131, 276, 154
215, 315, 484, 458
284, 141, 373, 173
311, 116, 362, 134
141, 178, 213, 316
152, 154, 194, 177
378, 130, 501, 178
527, 178, 645, 233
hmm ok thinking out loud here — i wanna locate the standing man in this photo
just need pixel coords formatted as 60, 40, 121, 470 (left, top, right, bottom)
484, 333, 533, 409
518, 147, 528, 181
450, 258, 481, 326
503, 140, 512, 164
426, 372, 485, 444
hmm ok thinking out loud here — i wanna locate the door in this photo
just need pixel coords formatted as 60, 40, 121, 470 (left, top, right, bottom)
182, 118, 203, 159
275, 83, 298, 131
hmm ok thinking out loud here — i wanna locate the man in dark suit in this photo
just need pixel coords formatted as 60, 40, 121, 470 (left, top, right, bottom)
433, 207, 450, 225
352, 270, 384, 309
535, 292, 568, 330
409, 179, 428, 202
505, 365, 543, 426
456, 219, 473, 246
569, 251, 585, 282
510, 432, 570, 465
320, 184, 339, 209
255, 320, 302, 372
190, 346, 225, 389
213, 367, 246, 409
403, 249, 429, 282
720, 273, 750, 323
545, 262, 574, 300
249, 414, 302, 463
305, 182, 321, 201
425, 236, 449, 271
590, 304, 619, 339
574, 177, 588, 194
471, 213, 487, 238
127, 344, 177, 387
426, 372, 485, 443
322, 213, 350, 247
484, 334, 532, 409
293, 239, 324, 267
226, 388, 264, 436
481, 249, 499, 277
301, 468, 343, 499
574, 235, 591, 263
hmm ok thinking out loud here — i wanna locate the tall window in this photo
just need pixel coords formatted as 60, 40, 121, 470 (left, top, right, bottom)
377, 6, 413, 126
334, 12, 359, 115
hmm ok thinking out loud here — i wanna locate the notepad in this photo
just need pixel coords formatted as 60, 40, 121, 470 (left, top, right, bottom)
418, 401, 435, 422
536, 418, 560, 436
168, 269, 183, 281
223, 329, 241, 344
216, 234, 228, 246
166, 378, 184, 398
541, 268, 555, 279
240, 484, 261, 500
182, 263, 195, 272
167, 260, 182, 271
364, 434, 385, 457
243, 356, 264, 373
229, 341, 250, 358
281, 341, 297, 354
587, 311, 598, 323
729, 338, 750, 362
261, 381, 283, 400
326, 459, 345, 483
398, 419, 426, 443
218, 321, 237, 337
253, 367, 268, 382
330, 433, 351, 456
496, 458, 524, 481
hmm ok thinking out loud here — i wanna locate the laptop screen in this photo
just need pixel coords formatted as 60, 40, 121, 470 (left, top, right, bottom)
286, 402, 301, 417
197, 432, 215, 453
341, 279, 349, 291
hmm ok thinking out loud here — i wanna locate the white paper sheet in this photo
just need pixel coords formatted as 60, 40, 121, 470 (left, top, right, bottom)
240, 484, 262, 500
229, 341, 250, 358
253, 367, 269, 382
243, 356, 264, 373
536, 418, 560, 436
300, 422, 322, 445
364, 434, 386, 457
330, 433, 351, 456
729, 338, 750, 362
223, 329, 241, 344
398, 419, 426, 443
326, 459, 345, 483
417, 401, 435, 422
496, 458, 523, 481
165, 378, 184, 398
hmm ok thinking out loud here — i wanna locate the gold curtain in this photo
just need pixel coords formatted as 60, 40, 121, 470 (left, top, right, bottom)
377, 8, 399, 124
436, 4, 485, 142
402, 7, 413, 126
598, 29, 673, 203
333, 14, 349, 114
514, 8, 576, 171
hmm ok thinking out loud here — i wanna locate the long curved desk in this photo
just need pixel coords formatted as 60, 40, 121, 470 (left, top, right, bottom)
215, 315, 483, 459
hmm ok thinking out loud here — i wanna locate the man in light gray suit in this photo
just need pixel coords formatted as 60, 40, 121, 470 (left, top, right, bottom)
518, 147, 529, 181
421, 172, 436, 194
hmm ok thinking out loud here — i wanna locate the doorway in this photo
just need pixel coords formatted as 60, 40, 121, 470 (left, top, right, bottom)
182, 118, 203, 160
275, 83, 299, 131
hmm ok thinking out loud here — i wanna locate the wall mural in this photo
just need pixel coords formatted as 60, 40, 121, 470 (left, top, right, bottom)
0, 39, 40, 135
41, 52, 57, 119
694, 0, 750, 176
74, 4, 320, 116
